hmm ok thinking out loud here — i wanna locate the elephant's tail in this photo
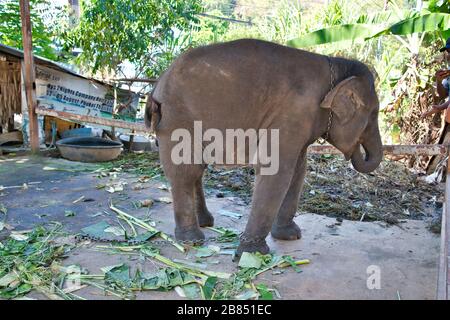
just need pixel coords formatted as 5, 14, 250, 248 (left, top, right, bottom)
144, 87, 161, 133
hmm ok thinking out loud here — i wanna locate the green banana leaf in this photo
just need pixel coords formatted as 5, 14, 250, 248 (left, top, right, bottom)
356, 9, 413, 25
288, 13, 450, 48
287, 24, 383, 48
373, 13, 450, 37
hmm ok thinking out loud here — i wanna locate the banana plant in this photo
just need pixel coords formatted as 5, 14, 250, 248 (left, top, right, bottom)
286, 0, 450, 149
287, 1, 450, 52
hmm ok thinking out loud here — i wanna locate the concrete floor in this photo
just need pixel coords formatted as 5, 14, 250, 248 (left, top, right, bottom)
0, 155, 441, 299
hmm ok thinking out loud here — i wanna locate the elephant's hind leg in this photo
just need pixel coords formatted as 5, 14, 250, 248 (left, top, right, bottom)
195, 176, 214, 227
158, 137, 205, 243
169, 166, 205, 243
270, 154, 306, 240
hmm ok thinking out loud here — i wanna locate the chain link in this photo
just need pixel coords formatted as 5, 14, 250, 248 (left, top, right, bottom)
317, 56, 335, 145
75, 232, 265, 246
321, 111, 333, 142
328, 56, 335, 89
239, 234, 267, 244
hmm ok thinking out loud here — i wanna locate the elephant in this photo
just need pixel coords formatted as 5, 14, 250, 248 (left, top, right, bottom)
145, 39, 383, 255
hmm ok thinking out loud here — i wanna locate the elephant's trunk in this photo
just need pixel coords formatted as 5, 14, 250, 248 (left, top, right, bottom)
350, 123, 383, 173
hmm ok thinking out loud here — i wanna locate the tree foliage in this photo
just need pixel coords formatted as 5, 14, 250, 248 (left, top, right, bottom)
69, 0, 203, 77
0, 0, 64, 60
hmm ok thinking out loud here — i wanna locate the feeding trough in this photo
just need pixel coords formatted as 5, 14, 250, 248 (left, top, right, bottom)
56, 137, 123, 162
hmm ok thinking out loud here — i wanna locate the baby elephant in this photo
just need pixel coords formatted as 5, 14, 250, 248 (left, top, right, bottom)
145, 39, 382, 255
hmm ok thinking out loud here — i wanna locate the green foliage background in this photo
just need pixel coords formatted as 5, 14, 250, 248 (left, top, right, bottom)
0, 0, 66, 60
68, 0, 202, 78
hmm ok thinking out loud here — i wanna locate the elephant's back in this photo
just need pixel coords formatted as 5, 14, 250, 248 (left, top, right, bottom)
153, 39, 325, 130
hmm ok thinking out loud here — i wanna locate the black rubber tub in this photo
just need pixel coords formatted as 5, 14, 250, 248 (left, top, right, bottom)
56, 137, 123, 162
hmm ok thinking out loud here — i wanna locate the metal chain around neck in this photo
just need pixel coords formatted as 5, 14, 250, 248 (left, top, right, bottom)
318, 57, 335, 144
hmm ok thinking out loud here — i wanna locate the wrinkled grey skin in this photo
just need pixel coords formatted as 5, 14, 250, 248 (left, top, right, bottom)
145, 39, 382, 255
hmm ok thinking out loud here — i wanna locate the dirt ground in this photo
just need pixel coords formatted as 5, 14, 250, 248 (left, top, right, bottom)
0, 154, 442, 300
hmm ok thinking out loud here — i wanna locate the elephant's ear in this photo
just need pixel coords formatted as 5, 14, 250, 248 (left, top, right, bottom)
320, 76, 365, 124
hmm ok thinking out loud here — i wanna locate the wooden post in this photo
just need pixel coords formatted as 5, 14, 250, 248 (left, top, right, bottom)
437, 149, 450, 299
128, 129, 135, 152
7, 117, 15, 132
20, 0, 40, 153
111, 82, 117, 139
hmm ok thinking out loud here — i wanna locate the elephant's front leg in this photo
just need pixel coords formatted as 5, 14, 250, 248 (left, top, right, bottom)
237, 150, 302, 255
271, 154, 306, 240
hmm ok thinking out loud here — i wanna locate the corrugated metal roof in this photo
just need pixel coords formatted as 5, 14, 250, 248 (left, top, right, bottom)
0, 43, 108, 85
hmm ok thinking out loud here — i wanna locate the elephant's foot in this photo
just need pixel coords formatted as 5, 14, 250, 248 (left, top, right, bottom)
271, 221, 302, 240
197, 210, 214, 228
175, 226, 205, 245
236, 237, 270, 256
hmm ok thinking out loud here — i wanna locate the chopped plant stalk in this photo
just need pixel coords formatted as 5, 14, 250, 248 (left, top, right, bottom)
173, 259, 208, 270
0, 203, 7, 214
116, 211, 138, 237
140, 247, 231, 280
206, 226, 237, 235
10, 232, 29, 241
254, 258, 310, 277
0, 182, 41, 191
81, 279, 132, 300
66, 274, 105, 281
219, 249, 236, 255
278, 259, 310, 269
115, 219, 129, 238
72, 196, 85, 204
109, 205, 184, 252
64, 210, 76, 217
132, 231, 159, 243
219, 210, 242, 219
140, 250, 207, 282
279, 256, 306, 273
